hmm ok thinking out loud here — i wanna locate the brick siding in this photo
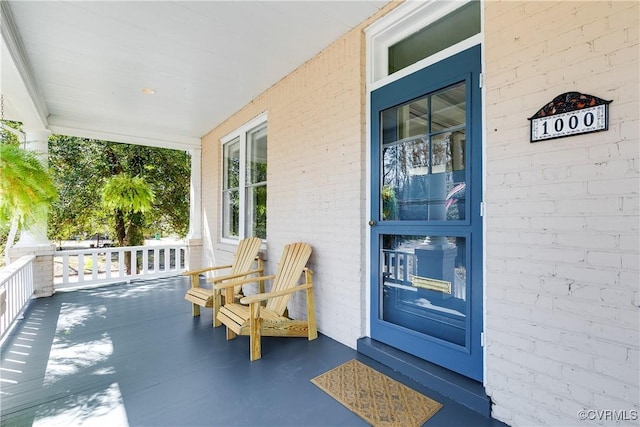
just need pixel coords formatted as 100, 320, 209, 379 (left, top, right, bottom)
484, 1, 639, 425
200, 3, 398, 347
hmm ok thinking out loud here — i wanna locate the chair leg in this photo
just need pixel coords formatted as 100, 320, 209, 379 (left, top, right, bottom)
225, 327, 237, 340
190, 274, 201, 317
213, 291, 222, 327
249, 302, 261, 361
306, 287, 318, 340
223, 287, 237, 338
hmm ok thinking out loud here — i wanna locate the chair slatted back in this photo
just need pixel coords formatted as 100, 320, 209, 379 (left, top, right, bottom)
229, 237, 263, 294
265, 242, 312, 315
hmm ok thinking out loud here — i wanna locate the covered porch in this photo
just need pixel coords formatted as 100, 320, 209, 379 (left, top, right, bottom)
1, 276, 505, 427
4, 1, 637, 425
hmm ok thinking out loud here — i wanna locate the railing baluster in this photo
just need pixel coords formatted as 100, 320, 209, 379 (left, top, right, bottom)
0, 255, 35, 341
142, 248, 149, 275
153, 248, 159, 273
106, 252, 112, 279
382, 249, 417, 286
52, 243, 187, 289
391, 252, 397, 280
92, 252, 99, 281
118, 250, 125, 278
78, 253, 85, 282
62, 253, 69, 283
131, 249, 137, 278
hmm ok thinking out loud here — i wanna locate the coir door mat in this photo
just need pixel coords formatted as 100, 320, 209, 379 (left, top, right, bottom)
311, 359, 442, 427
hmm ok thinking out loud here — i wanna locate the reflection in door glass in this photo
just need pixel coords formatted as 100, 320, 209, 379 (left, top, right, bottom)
381, 234, 467, 346
380, 82, 466, 222
432, 83, 466, 131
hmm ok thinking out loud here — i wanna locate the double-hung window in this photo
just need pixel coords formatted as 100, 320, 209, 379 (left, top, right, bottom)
221, 113, 267, 241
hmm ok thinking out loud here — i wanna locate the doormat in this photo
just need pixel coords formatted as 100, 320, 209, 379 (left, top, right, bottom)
311, 359, 442, 427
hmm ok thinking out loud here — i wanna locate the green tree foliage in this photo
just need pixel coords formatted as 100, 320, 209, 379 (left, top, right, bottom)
1, 120, 23, 146
47, 136, 110, 242
48, 136, 190, 243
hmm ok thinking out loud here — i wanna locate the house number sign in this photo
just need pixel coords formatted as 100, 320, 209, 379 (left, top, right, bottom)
529, 92, 612, 142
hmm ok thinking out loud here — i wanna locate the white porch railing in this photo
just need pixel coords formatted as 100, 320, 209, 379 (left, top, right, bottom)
54, 243, 187, 290
0, 255, 35, 341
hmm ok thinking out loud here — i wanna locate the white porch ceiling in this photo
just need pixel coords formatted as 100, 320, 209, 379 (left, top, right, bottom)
1, 1, 388, 149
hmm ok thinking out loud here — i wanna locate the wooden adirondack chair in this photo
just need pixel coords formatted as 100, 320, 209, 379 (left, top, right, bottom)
216, 242, 317, 361
183, 237, 263, 327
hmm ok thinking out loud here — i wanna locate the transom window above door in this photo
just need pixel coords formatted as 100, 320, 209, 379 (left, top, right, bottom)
388, 1, 480, 75
221, 113, 267, 242
367, 0, 481, 87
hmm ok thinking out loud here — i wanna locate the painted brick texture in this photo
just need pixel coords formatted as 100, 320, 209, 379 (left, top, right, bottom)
484, 1, 639, 426
200, 4, 397, 347
9, 245, 56, 297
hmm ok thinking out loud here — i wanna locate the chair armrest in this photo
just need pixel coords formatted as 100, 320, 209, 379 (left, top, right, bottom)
182, 264, 232, 277
206, 268, 264, 284
240, 283, 313, 305
213, 275, 276, 290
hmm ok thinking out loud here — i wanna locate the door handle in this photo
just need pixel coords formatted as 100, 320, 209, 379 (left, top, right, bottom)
368, 220, 376, 226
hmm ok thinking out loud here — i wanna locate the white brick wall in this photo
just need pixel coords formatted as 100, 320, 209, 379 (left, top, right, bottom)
485, 1, 639, 425
200, 4, 397, 348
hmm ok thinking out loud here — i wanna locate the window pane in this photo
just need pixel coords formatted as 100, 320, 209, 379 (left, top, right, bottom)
223, 138, 240, 190
388, 1, 481, 74
246, 125, 267, 185
223, 189, 239, 238
245, 184, 267, 239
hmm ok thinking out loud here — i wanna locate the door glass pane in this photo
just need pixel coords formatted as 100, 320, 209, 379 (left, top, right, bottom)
380, 234, 467, 346
380, 83, 467, 221
432, 83, 466, 131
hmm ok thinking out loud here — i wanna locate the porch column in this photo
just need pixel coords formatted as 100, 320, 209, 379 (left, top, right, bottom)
10, 128, 56, 297
186, 147, 203, 270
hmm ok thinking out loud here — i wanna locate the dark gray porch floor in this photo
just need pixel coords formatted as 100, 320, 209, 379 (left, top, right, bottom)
1, 276, 507, 427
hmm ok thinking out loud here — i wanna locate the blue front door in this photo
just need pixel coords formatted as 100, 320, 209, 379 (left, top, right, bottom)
370, 45, 483, 381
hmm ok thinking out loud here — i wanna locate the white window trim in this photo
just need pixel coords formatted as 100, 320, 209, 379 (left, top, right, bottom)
366, 0, 481, 91
220, 111, 268, 245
